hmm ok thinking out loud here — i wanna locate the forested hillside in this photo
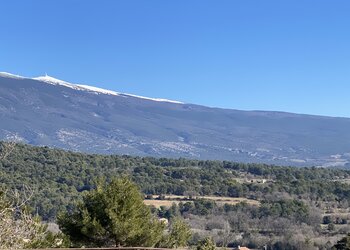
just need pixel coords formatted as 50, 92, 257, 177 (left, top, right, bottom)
1, 142, 350, 220
2, 142, 350, 248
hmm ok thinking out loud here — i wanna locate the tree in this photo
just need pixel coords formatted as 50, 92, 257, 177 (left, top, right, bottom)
196, 237, 216, 250
0, 187, 69, 249
58, 177, 165, 247
161, 218, 192, 248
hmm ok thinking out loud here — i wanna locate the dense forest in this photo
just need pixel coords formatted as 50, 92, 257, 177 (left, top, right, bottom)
2, 141, 350, 249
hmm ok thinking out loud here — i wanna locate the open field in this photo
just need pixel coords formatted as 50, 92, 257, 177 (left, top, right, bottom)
144, 194, 260, 208
144, 199, 182, 207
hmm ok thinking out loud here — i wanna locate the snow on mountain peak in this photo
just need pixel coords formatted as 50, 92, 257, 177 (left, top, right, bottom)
0, 72, 26, 79
33, 74, 78, 88
76, 84, 119, 96
1, 72, 183, 104
33, 75, 123, 96
33, 74, 183, 104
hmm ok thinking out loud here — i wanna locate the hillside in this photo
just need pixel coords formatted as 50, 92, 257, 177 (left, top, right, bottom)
3, 142, 350, 248
1, 72, 350, 166
1, 142, 350, 220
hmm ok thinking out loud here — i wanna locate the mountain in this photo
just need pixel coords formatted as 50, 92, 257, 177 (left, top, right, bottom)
1, 72, 350, 167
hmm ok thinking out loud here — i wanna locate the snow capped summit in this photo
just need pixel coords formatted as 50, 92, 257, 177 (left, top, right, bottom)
33, 75, 121, 96
34, 74, 70, 85
32, 74, 183, 103
0, 72, 183, 104
33, 74, 82, 90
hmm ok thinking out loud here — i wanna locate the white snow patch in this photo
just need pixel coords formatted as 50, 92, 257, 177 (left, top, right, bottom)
76, 84, 119, 96
120, 93, 184, 104
331, 154, 342, 159
0, 72, 26, 79
33, 75, 84, 91
178, 136, 185, 142
1, 71, 184, 104
31, 74, 183, 104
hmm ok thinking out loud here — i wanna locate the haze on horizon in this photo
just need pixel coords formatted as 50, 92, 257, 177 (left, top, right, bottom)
1, 0, 350, 118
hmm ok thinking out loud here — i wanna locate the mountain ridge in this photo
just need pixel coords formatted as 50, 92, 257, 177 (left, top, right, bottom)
2, 71, 348, 118
0, 72, 184, 104
1, 72, 350, 167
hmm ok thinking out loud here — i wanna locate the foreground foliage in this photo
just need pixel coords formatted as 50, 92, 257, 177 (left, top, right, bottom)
196, 237, 217, 250
0, 141, 69, 249
0, 188, 69, 249
58, 177, 190, 247
160, 218, 192, 248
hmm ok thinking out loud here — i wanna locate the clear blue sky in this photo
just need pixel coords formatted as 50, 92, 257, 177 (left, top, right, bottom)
1, 1, 350, 117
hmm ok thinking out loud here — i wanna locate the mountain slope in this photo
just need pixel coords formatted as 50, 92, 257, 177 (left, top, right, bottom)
1, 72, 350, 167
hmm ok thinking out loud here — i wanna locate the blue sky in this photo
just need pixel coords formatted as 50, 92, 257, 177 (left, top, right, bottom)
1, 1, 350, 117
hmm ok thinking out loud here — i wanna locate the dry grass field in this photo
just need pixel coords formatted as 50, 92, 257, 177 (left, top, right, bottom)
144, 199, 182, 207
144, 194, 260, 208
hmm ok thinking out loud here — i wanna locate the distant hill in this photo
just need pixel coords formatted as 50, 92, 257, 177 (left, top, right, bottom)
1, 72, 350, 167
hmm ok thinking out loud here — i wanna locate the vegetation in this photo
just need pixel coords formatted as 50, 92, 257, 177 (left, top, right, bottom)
58, 177, 165, 247
2, 141, 350, 248
1, 142, 350, 221
0, 142, 69, 249
333, 234, 350, 249
160, 218, 192, 248
196, 237, 216, 250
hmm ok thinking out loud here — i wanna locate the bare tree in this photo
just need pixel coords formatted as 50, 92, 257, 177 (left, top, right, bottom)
0, 185, 50, 248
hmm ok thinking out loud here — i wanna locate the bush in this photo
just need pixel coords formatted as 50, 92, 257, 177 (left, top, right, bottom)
196, 237, 216, 250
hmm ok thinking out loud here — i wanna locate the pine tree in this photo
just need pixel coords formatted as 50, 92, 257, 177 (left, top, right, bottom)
196, 237, 216, 250
166, 218, 192, 248
58, 177, 165, 247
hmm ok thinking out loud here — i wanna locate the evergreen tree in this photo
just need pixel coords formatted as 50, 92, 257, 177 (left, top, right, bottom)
58, 177, 165, 247
160, 218, 192, 248
196, 237, 216, 250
